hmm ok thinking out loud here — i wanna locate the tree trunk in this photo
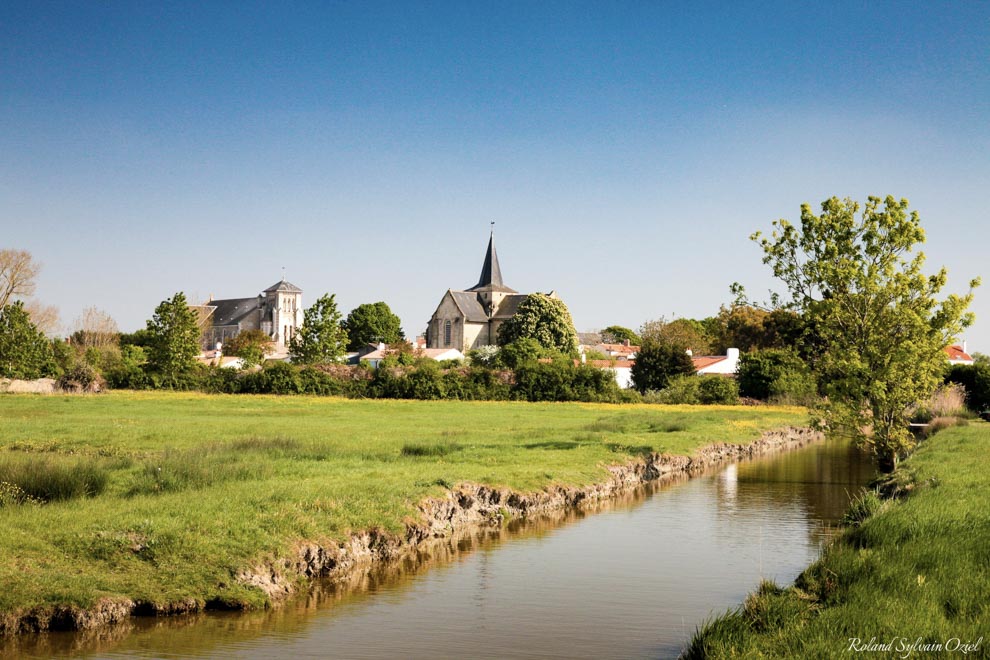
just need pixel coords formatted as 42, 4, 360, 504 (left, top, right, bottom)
877, 449, 897, 473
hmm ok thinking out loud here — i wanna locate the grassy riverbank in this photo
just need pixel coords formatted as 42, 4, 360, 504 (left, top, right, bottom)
685, 422, 990, 658
0, 392, 804, 623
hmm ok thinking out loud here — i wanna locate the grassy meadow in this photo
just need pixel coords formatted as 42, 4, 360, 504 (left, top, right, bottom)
0, 391, 804, 617
685, 422, 990, 658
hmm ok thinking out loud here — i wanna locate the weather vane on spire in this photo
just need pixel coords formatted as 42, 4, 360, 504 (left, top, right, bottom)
491, 220, 495, 232
281, 266, 286, 281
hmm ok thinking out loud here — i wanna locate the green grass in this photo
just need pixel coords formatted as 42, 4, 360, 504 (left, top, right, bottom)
685, 422, 990, 658
0, 391, 804, 617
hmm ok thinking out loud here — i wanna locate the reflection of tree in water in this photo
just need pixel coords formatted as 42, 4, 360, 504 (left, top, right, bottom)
712, 438, 876, 545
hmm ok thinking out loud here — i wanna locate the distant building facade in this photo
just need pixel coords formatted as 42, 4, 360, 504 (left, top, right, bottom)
426, 232, 560, 352
199, 279, 303, 351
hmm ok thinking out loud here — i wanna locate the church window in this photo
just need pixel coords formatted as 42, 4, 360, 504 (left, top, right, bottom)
444, 320, 451, 347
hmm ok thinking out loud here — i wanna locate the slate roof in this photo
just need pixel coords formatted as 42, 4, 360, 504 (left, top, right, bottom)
450, 291, 489, 323
467, 233, 517, 294
493, 293, 529, 319
264, 279, 303, 293
208, 297, 260, 327
577, 332, 603, 346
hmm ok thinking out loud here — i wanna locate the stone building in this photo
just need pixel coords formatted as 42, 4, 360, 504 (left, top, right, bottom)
199, 279, 303, 351
426, 233, 558, 352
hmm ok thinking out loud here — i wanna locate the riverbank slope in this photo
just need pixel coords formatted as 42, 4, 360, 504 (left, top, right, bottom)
685, 422, 990, 658
0, 392, 807, 635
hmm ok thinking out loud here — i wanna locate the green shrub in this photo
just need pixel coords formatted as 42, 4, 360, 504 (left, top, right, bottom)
297, 367, 343, 396
737, 348, 816, 402
630, 340, 695, 393
510, 361, 617, 402
498, 338, 545, 369
200, 366, 242, 394
0, 302, 58, 379
698, 375, 739, 404
405, 363, 447, 400
104, 345, 150, 390
653, 375, 701, 404
240, 361, 302, 394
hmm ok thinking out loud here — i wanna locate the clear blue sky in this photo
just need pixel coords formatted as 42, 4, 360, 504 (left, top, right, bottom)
2, 2, 988, 350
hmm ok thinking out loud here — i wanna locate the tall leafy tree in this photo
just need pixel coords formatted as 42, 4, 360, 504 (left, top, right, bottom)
600, 325, 641, 346
496, 293, 579, 355
222, 329, 274, 368
290, 293, 348, 364
145, 292, 202, 385
641, 317, 712, 354
753, 196, 978, 470
630, 340, 695, 393
342, 301, 404, 350
0, 301, 57, 379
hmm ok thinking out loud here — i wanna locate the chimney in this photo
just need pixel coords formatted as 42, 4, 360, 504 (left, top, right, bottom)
963, 340, 968, 355
685, 349, 693, 356
726, 347, 740, 361
581, 353, 587, 364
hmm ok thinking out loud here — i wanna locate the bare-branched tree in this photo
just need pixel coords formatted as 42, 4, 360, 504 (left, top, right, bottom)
72, 306, 120, 348
0, 249, 40, 309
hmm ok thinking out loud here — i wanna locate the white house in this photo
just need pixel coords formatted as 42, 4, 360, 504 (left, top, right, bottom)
691, 348, 740, 375
598, 359, 634, 389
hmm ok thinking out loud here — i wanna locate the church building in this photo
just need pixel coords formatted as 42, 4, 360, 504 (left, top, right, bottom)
426, 232, 557, 352
199, 279, 303, 351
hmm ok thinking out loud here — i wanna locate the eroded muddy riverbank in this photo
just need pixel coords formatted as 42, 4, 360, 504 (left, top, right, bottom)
3, 431, 875, 659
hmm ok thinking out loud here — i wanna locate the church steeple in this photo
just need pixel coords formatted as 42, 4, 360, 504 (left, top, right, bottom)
468, 227, 516, 293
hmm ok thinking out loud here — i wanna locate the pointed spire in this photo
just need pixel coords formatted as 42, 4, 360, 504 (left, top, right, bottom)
466, 226, 516, 293
476, 229, 503, 289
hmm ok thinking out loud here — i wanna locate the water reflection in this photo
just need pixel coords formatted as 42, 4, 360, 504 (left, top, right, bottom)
4, 438, 874, 660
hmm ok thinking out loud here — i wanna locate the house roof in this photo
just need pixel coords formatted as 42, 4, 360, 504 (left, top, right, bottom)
467, 232, 517, 294
577, 332, 602, 346
585, 359, 634, 368
208, 297, 260, 327
692, 356, 727, 371
493, 293, 529, 319
264, 279, 302, 294
945, 345, 974, 362
592, 342, 639, 357
450, 291, 490, 323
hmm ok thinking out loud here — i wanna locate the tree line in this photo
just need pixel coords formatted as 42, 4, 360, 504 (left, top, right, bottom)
2, 195, 982, 469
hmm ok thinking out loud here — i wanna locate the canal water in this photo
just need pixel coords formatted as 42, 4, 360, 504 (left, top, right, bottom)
8, 438, 875, 659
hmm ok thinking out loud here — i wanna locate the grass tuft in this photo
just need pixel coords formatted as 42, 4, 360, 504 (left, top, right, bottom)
0, 454, 109, 502
401, 442, 463, 457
